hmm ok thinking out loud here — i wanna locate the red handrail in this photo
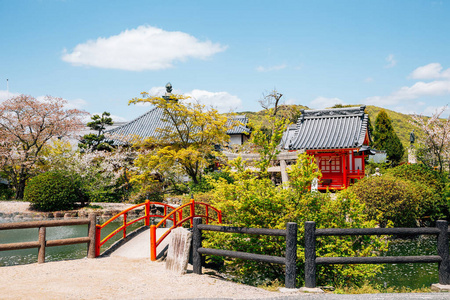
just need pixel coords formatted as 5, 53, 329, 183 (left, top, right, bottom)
94, 200, 177, 257
150, 198, 222, 261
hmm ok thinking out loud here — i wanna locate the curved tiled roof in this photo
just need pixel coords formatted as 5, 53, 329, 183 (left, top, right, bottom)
106, 108, 251, 144
285, 106, 369, 150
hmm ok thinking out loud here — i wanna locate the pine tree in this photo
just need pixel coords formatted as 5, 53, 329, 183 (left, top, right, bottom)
79, 112, 114, 151
373, 109, 404, 165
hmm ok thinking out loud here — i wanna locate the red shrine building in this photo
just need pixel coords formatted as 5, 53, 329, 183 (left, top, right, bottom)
283, 105, 374, 191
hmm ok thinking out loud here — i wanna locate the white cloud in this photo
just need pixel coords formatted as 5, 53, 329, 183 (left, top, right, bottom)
0, 90, 20, 102
185, 89, 242, 113
256, 64, 287, 72
384, 54, 397, 68
364, 80, 450, 106
409, 63, 450, 79
64, 98, 88, 110
62, 25, 227, 71
310, 96, 345, 109
88, 113, 128, 123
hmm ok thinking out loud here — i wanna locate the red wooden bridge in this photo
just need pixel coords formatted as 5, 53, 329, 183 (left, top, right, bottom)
95, 198, 222, 260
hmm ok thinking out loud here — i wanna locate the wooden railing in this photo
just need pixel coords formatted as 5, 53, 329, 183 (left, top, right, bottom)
304, 220, 450, 288
192, 217, 297, 288
0, 214, 96, 264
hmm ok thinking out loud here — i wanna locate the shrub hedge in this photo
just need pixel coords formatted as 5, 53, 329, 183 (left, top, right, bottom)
24, 170, 86, 211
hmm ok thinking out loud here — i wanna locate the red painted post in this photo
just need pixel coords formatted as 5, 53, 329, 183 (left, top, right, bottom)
178, 210, 182, 227
190, 198, 195, 227
145, 200, 150, 226
123, 213, 127, 239
95, 224, 101, 257
206, 206, 209, 225
164, 205, 167, 227
218, 210, 222, 224
150, 225, 157, 261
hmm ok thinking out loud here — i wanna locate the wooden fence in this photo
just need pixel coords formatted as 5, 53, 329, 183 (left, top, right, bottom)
0, 214, 96, 264
305, 220, 450, 288
192, 217, 298, 288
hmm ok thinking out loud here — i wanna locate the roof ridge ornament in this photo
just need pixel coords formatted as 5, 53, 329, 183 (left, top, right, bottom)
163, 82, 174, 101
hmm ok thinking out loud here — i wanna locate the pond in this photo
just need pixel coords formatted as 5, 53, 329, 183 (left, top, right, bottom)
0, 218, 146, 267
374, 236, 439, 290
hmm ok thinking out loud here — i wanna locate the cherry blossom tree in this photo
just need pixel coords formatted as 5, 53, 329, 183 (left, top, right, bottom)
411, 106, 450, 174
0, 95, 87, 199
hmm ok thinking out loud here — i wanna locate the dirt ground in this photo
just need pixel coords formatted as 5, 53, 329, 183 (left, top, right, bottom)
0, 256, 283, 300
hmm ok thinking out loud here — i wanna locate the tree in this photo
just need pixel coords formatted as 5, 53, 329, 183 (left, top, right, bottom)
411, 106, 450, 174
373, 109, 404, 165
259, 89, 283, 116
128, 92, 233, 185
0, 95, 86, 199
79, 112, 114, 151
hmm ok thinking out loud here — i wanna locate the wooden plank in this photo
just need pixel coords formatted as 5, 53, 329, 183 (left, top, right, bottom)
197, 224, 286, 236
315, 227, 440, 237
0, 241, 40, 251
46, 237, 91, 247
197, 247, 285, 265
0, 219, 90, 230
316, 255, 442, 265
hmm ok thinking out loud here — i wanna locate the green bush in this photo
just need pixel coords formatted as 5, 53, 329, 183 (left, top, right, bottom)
348, 175, 423, 227
189, 171, 234, 194
0, 183, 14, 200
385, 163, 449, 222
24, 171, 86, 211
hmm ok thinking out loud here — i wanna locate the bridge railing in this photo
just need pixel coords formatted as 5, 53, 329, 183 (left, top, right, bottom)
150, 198, 222, 261
95, 200, 177, 257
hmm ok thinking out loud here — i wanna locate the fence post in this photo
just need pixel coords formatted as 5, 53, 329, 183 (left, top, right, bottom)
285, 222, 297, 288
38, 226, 46, 263
87, 213, 96, 258
304, 221, 316, 288
193, 217, 202, 274
145, 200, 150, 226
150, 224, 157, 261
218, 210, 222, 224
437, 220, 450, 285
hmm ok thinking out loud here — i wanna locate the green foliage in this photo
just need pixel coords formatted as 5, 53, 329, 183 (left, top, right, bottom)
0, 183, 14, 200
79, 112, 114, 151
203, 153, 387, 288
373, 109, 404, 165
349, 175, 424, 227
384, 163, 449, 222
24, 171, 86, 211
189, 171, 234, 194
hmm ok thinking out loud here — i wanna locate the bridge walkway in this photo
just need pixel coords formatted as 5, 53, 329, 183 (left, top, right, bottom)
110, 227, 170, 259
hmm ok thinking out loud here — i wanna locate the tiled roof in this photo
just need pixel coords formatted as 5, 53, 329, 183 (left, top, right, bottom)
285, 106, 369, 150
106, 109, 251, 144
226, 115, 251, 135
106, 107, 168, 144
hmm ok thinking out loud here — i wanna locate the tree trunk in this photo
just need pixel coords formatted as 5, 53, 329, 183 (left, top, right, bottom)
15, 180, 25, 200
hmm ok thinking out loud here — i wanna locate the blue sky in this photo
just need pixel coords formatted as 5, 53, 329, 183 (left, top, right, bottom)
1, 0, 450, 121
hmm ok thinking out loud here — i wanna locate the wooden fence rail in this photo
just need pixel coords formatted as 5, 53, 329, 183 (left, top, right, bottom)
0, 214, 96, 264
192, 217, 298, 288
304, 220, 450, 288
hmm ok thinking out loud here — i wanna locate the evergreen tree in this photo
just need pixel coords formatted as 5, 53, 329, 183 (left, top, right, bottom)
79, 112, 114, 151
373, 109, 404, 165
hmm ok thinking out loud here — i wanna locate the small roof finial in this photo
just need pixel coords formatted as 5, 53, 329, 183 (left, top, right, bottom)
165, 82, 173, 94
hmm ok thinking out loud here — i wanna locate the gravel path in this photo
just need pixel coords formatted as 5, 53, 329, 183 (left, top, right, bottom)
0, 256, 284, 299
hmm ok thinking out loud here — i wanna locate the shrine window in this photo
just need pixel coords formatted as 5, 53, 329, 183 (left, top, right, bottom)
319, 156, 341, 173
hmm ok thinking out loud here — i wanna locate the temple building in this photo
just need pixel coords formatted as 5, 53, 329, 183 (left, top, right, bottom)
282, 105, 374, 190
